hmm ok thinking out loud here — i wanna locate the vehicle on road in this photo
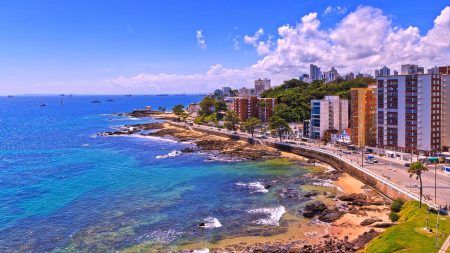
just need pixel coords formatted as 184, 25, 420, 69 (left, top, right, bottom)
404, 163, 411, 167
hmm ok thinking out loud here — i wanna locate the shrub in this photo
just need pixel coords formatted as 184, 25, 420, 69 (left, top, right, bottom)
389, 212, 399, 222
393, 198, 405, 206
390, 201, 403, 213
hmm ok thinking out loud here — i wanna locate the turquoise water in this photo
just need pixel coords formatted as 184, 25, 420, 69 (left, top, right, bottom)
0, 95, 310, 252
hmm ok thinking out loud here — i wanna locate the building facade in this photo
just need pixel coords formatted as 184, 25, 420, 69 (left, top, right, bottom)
350, 86, 377, 147
376, 73, 442, 155
322, 67, 340, 83
233, 96, 277, 122
310, 64, 322, 81
442, 74, 450, 151
254, 78, 271, 96
310, 96, 349, 140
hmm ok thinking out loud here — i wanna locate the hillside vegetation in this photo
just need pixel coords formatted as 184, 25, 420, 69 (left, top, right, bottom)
364, 201, 450, 253
261, 78, 374, 122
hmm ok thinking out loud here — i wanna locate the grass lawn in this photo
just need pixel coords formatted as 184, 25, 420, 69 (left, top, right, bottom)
364, 201, 450, 253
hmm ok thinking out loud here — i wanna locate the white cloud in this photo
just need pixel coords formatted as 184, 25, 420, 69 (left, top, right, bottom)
196, 30, 207, 49
112, 6, 450, 92
323, 5, 347, 16
244, 28, 264, 45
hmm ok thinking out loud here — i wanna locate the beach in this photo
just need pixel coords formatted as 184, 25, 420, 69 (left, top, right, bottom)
102, 117, 392, 252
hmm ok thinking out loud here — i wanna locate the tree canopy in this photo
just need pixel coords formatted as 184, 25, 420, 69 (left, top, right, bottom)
261, 77, 373, 122
268, 116, 290, 141
224, 111, 239, 130
243, 117, 261, 137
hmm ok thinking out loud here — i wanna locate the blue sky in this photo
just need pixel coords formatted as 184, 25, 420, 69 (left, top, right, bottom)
0, 0, 449, 94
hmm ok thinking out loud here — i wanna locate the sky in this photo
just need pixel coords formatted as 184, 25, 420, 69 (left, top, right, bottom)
0, 0, 449, 95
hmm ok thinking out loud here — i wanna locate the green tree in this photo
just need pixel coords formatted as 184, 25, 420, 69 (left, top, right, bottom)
268, 116, 290, 142
224, 111, 239, 130
273, 103, 291, 122
172, 104, 185, 121
180, 111, 189, 125
199, 96, 217, 115
214, 100, 228, 112
243, 117, 261, 137
408, 162, 429, 208
322, 131, 331, 145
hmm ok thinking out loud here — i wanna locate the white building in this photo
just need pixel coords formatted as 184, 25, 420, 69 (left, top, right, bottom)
400, 64, 425, 75
375, 66, 390, 77
376, 73, 443, 155
310, 96, 349, 139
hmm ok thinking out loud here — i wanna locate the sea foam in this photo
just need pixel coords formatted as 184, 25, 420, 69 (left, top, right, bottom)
199, 217, 222, 228
156, 150, 182, 159
236, 181, 269, 193
247, 206, 286, 226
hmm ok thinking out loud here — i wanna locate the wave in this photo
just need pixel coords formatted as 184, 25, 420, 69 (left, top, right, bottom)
247, 206, 286, 226
193, 249, 210, 253
236, 181, 269, 193
198, 217, 222, 229
156, 150, 182, 159
312, 180, 342, 192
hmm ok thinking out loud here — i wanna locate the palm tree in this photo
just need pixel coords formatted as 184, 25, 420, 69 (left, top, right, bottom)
408, 161, 428, 208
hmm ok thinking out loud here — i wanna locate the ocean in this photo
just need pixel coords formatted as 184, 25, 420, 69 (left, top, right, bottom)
0, 95, 312, 252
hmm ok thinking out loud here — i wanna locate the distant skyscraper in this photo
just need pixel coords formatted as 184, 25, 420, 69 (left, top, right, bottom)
322, 67, 339, 83
375, 66, 390, 76
254, 78, 271, 96
222, 87, 232, 97
310, 64, 322, 81
400, 64, 424, 75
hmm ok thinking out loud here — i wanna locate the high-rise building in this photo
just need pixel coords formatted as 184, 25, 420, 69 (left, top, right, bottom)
322, 67, 340, 83
400, 64, 424, 75
376, 73, 442, 155
213, 89, 223, 99
439, 66, 450, 75
375, 66, 391, 77
222, 87, 232, 97
233, 96, 277, 122
350, 86, 377, 147
310, 64, 322, 81
442, 74, 450, 151
310, 96, 349, 140
254, 78, 271, 96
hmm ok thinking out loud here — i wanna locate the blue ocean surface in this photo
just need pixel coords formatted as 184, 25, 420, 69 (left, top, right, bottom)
0, 95, 310, 252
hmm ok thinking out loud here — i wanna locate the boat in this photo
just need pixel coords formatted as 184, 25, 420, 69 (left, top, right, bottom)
107, 99, 114, 102
60, 94, 66, 96
40, 103, 46, 107
90, 100, 101, 104
156, 94, 169, 96
124, 94, 132, 97
7, 95, 14, 98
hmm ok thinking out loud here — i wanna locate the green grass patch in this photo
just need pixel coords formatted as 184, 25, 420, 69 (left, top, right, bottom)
364, 201, 450, 253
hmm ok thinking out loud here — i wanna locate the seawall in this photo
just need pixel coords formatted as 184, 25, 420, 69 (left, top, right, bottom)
172, 122, 438, 209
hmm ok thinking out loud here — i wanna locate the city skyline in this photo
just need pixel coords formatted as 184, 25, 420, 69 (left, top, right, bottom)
0, 1, 449, 95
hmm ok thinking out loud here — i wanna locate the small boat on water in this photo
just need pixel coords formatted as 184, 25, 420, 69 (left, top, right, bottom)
124, 94, 132, 97
40, 103, 46, 107
7, 95, 14, 98
107, 99, 114, 102
91, 100, 101, 104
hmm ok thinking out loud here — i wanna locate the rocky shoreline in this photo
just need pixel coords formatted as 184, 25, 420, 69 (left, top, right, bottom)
98, 113, 391, 252
98, 122, 281, 161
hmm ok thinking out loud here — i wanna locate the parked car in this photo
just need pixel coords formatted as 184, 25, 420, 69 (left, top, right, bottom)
260, 136, 268, 139
366, 160, 374, 164
404, 163, 411, 167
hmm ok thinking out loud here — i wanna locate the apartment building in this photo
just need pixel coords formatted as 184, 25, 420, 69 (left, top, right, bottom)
310, 64, 322, 81
350, 86, 377, 147
376, 73, 442, 155
310, 96, 348, 140
442, 74, 450, 152
233, 96, 277, 122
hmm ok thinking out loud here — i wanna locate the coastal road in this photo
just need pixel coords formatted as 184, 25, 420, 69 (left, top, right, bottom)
179, 122, 450, 209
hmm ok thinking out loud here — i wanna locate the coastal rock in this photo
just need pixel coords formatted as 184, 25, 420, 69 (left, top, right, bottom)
360, 218, 383, 226
372, 222, 394, 228
303, 191, 319, 198
351, 229, 380, 249
338, 193, 368, 206
280, 188, 300, 199
317, 208, 343, 222
302, 201, 327, 218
